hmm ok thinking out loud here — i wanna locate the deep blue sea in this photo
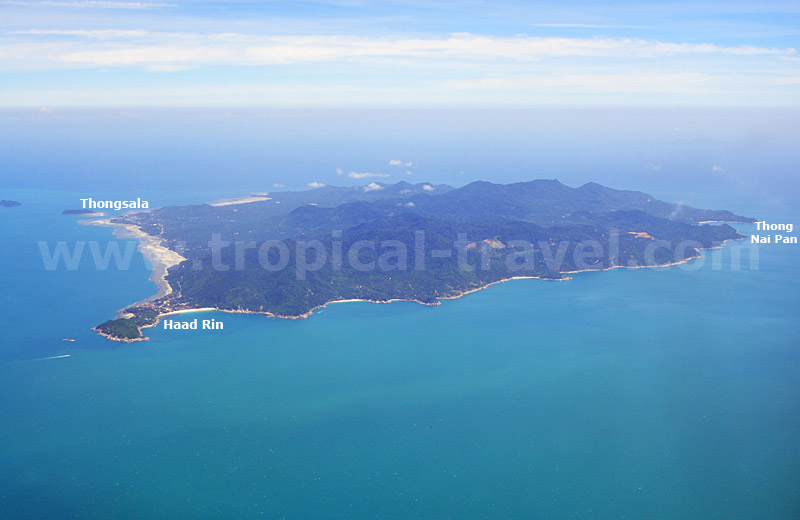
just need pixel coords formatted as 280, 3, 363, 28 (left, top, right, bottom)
0, 187, 798, 519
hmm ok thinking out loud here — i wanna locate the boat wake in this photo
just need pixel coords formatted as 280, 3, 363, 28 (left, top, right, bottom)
32, 354, 71, 361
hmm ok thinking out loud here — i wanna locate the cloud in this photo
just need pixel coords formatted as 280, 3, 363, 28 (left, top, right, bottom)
399, 189, 412, 195
647, 163, 663, 171
362, 182, 383, 192
406, 171, 414, 176
712, 165, 724, 172
774, 76, 800, 85
405, 201, 415, 207
389, 159, 413, 167
422, 184, 435, 191
272, 183, 284, 188
337, 167, 390, 179
347, 171, 390, 179
14, 32, 791, 69
307, 181, 325, 188
4, 29, 798, 106
445, 72, 715, 94
529, 23, 653, 29
57, 45, 230, 66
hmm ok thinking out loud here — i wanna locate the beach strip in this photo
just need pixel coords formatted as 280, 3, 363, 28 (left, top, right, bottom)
81, 219, 187, 306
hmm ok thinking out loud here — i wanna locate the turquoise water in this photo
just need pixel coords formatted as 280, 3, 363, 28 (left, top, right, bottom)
1, 192, 799, 518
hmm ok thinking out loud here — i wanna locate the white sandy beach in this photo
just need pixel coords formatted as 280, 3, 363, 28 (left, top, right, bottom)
81, 219, 186, 305
210, 195, 272, 207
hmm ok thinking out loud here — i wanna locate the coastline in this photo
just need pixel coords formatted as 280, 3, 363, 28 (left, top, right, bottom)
81, 218, 187, 310
143, 237, 744, 322
63, 211, 105, 217
92, 225, 747, 342
698, 219, 754, 225
209, 195, 271, 207
93, 328, 150, 343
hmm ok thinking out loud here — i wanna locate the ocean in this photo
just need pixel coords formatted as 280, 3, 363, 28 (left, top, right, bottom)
0, 187, 798, 518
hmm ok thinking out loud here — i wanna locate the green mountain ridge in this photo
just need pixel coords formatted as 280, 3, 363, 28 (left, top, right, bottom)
94, 179, 753, 341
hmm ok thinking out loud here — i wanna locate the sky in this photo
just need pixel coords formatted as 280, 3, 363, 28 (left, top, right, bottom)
1, 0, 799, 107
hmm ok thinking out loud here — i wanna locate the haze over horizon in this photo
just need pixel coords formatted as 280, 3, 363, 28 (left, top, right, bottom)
2, 106, 798, 215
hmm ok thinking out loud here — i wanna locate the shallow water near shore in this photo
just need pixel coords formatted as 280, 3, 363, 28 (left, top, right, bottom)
0, 191, 799, 518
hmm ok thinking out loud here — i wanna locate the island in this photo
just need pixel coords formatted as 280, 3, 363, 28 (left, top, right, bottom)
87, 180, 755, 341
63, 209, 105, 216
0, 200, 21, 207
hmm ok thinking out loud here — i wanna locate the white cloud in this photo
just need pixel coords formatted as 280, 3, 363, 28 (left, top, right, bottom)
347, 171, 390, 179
774, 76, 800, 85
389, 159, 413, 167
712, 165, 724, 172
337, 168, 390, 179
12, 32, 790, 69
405, 201, 416, 207
307, 181, 325, 188
422, 184, 435, 191
647, 163, 663, 171
530, 23, 653, 29
363, 182, 383, 192
405, 170, 414, 176
399, 189, 412, 194
272, 183, 284, 188
57, 45, 230, 66
445, 72, 714, 94
4, 29, 798, 106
